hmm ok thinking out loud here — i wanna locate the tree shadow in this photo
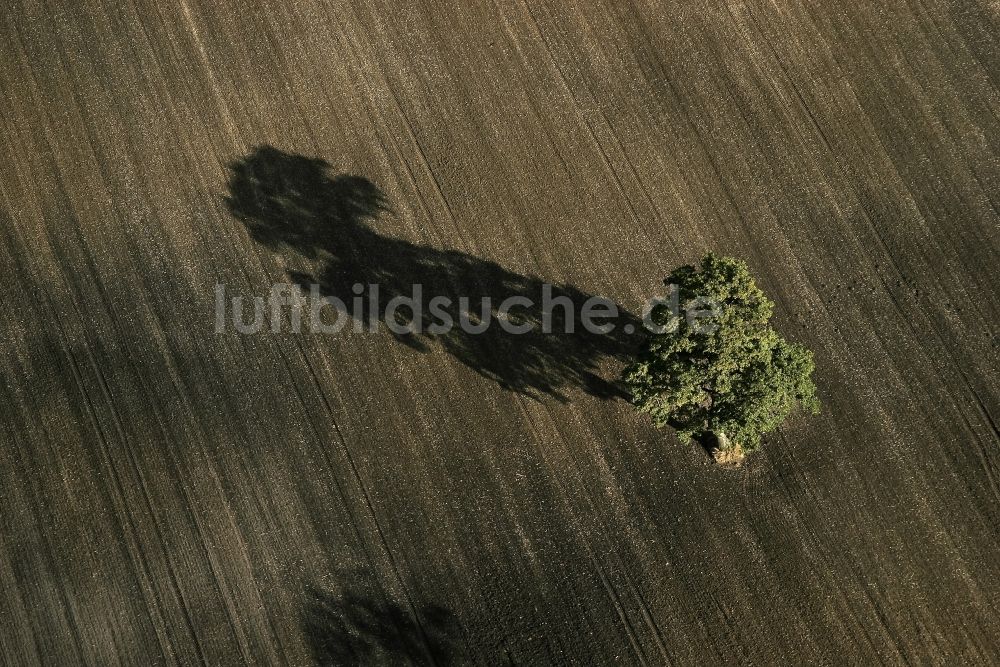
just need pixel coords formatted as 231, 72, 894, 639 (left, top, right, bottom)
302, 583, 462, 666
681, 425, 723, 460
225, 145, 641, 400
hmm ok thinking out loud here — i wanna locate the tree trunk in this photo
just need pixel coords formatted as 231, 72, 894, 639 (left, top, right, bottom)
713, 431, 729, 451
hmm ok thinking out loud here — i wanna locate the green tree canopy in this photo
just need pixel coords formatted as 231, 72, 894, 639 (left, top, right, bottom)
625, 254, 819, 456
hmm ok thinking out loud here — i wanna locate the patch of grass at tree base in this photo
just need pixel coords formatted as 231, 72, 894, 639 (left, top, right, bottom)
711, 442, 746, 468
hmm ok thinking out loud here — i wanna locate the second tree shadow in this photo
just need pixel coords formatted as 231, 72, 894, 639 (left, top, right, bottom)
225, 145, 641, 400
302, 583, 461, 666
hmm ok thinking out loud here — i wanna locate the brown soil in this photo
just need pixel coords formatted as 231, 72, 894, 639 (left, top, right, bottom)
0, 0, 997, 663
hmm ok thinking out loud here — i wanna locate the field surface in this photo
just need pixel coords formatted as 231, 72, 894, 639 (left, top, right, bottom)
1, 0, 998, 664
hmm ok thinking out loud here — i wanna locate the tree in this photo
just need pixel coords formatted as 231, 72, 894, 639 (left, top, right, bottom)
624, 254, 819, 462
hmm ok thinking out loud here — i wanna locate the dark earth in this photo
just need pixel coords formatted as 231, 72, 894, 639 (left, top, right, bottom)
1, 0, 998, 664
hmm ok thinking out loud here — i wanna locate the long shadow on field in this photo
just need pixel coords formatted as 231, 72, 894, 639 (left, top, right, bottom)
226, 145, 641, 400
302, 583, 461, 665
